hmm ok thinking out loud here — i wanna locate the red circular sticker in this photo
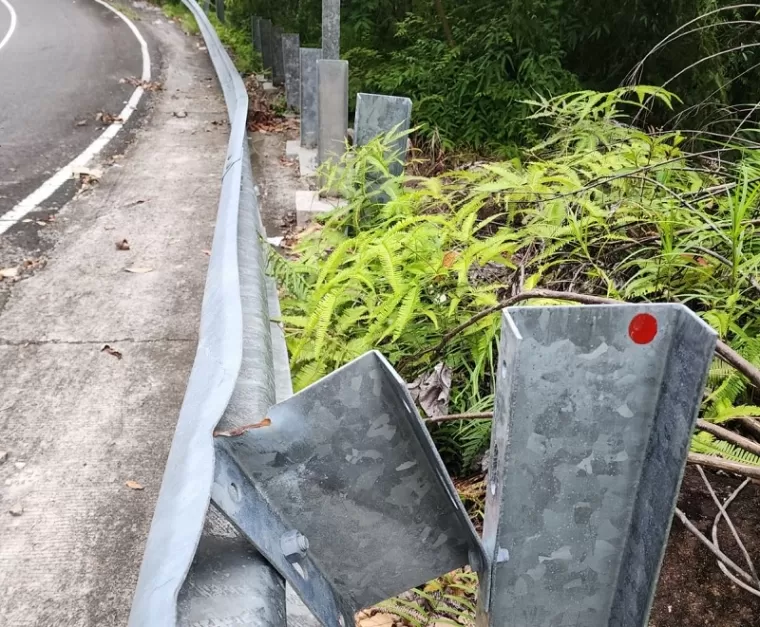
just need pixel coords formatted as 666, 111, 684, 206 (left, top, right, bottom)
629, 313, 658, 344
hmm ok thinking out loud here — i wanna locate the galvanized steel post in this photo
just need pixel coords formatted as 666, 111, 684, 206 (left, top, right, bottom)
476, 304, 716, 627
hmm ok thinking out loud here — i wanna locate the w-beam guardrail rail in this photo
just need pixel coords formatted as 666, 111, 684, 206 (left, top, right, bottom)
128, 2, 718, 625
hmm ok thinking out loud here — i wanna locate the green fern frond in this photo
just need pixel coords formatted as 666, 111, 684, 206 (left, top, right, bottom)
313, 291, 339, 360
392, 285, 421, 341
691, 432, 760, 466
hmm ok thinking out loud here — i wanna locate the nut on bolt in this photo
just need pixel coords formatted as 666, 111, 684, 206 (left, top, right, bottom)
280, 529, 309, 563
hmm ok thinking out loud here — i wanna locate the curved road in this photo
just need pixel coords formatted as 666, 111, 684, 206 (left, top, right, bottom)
0, 0, 145, 215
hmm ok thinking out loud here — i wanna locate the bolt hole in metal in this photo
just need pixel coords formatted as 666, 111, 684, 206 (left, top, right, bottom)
228, 482, 241, 503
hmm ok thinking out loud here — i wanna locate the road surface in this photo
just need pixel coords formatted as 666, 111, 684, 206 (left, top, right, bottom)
0, 8, 234, 624
0, 0, 144, 215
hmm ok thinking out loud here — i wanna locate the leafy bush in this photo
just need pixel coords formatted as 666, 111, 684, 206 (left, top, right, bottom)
273, 87, 760, 474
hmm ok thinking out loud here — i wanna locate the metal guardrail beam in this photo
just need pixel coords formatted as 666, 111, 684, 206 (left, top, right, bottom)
128, 1, 283, 625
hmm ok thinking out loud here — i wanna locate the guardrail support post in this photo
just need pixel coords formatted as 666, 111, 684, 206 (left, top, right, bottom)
252, 16, 262, 54
215, 0, 225, 23
354, 93, 412, 177
476, 304, 716, 627
272, 27, 285, 86
317, 59, 348, 171
283, 34, 301, 110
322, 0, 340, 59
300, 48, 322, 148
260, 18, 274, 73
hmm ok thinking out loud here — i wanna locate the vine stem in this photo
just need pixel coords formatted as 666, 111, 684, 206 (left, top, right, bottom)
407, 288, 760, 392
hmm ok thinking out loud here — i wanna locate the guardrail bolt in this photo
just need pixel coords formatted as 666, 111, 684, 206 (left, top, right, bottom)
281, 529, 309, 562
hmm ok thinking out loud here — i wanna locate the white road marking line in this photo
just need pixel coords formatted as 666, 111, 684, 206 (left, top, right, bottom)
0, 0, 17, 52
0, 0, 151, 235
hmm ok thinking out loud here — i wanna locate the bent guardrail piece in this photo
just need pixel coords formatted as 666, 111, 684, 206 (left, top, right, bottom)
476, 304, 716, 627
213, 350, 488, 625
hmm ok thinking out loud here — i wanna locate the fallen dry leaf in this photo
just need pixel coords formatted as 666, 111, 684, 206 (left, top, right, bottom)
214, 417, 272, 438
123, 76, 163, 91
124, 266, 153, 274
96, 111, 123, 124
116, 239, 131, 251
75, 119, 88, 127
0, 267, 18, 279
125, 480, 144, 491
442, 251, 458, 268
201, 249, 211, 256
8, 504, 23, 517
408, 362, 453, 418
356, 613, 397, 627
35, 221, 47, 227
173, 110, 188, 118
101, 344, 123, 360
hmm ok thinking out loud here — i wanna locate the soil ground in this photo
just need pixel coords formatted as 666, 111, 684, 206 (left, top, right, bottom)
650, 467, 760, 627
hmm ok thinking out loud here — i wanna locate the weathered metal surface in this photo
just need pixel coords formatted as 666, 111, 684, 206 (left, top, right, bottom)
221, 350, 486, 615
354, 93, 412, 176
476, 304, 716, 627
177, 532, 287, 627
213, 446, 356, 627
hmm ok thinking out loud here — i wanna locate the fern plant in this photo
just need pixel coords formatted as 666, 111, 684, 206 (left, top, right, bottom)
273, 87, 760, 474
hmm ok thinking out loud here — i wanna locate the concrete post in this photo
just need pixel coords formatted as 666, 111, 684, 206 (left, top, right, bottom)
476, 305, 716, 627
300, 48, 322, 148
321, 0, 340, 59
259, 19, 273, 73
354, 93, 412, 176
215, 0, 225, 23
317, 60, 349, 169
282, 35, 301, 111
251, 16, 262, 55
272, 27, 285, 87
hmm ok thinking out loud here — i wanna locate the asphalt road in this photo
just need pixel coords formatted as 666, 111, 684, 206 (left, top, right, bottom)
0, 0, 145, 214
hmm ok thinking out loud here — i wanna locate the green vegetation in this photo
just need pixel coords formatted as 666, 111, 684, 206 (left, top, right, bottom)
161, 1, 200, 34
273, 87, 760, 475
159, 1, 260, 74
246, 0, 760, 152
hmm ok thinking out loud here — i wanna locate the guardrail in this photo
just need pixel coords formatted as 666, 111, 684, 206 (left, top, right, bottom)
128, 1, 288, 624
128, 3, 720, 626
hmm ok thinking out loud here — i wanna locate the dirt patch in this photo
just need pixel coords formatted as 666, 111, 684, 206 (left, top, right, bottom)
650, 467, 760, 627
247, 80, 306, 238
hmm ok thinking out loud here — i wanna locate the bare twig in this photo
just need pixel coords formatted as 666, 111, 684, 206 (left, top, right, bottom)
688, 452, 760, 480
674, 506, 756, 587
711, 479, 760, 598
697, 419, 760, 457
406, 289, 760, 393
425, 412, 494, 424
739, 417, 760, 440
696, 466, 760, 587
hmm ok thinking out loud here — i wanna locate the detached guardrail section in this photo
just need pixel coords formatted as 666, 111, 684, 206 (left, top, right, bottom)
129, 2, 722, 626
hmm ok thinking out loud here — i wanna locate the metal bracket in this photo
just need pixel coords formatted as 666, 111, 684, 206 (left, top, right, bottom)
476, 304, 716, 627
213, 351, 486, 624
